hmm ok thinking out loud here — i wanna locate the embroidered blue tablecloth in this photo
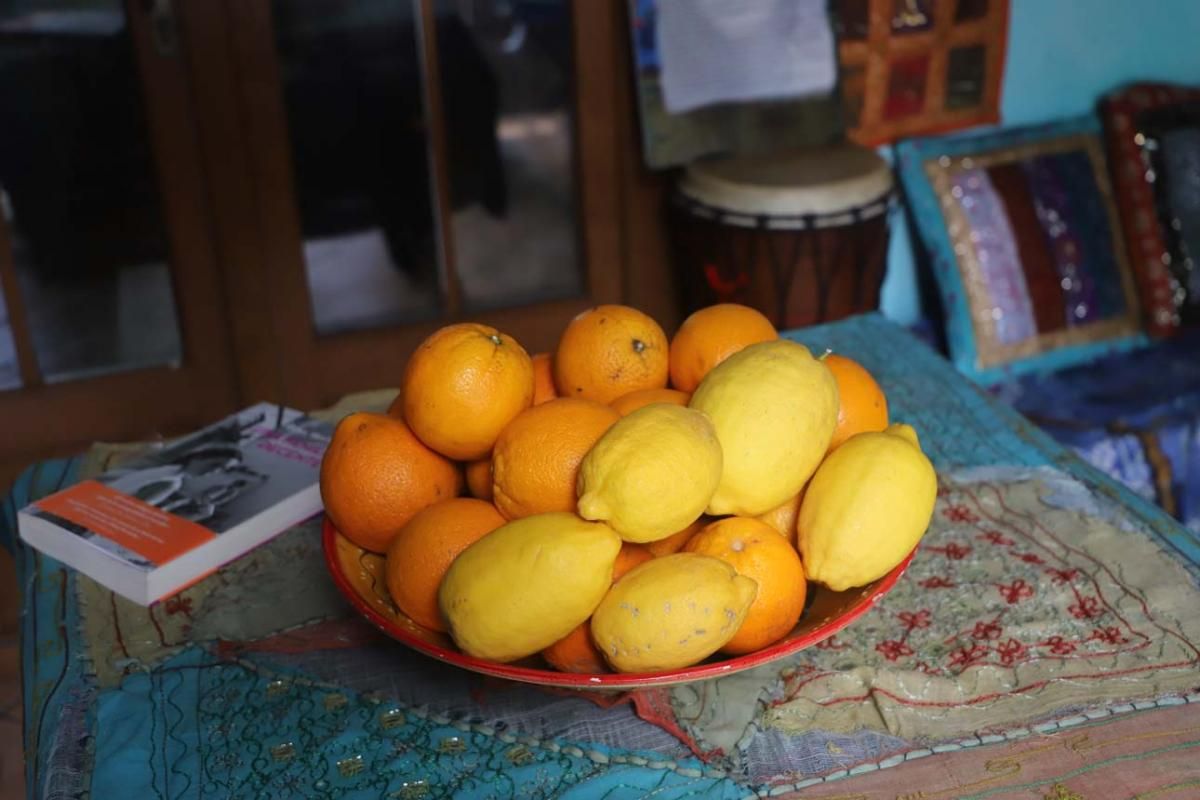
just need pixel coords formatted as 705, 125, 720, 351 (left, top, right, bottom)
7, 313, 1200, 800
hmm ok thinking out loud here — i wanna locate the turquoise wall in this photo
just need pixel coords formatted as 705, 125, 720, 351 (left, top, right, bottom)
880, 0, 1200, 324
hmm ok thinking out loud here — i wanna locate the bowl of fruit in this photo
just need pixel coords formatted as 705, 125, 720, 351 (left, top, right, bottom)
320, 304, 936, 689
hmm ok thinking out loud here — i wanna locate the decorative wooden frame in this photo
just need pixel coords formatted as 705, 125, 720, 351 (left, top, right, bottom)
836, 0, 1009, 146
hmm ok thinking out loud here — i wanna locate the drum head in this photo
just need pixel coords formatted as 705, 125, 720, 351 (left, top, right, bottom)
679, 144, 893, 219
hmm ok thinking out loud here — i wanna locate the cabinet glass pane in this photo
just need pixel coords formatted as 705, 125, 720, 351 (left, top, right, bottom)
0, 275, 19, 390
433, 0, 582, 311
0, 2, 183, 383
270, 1, 441, 334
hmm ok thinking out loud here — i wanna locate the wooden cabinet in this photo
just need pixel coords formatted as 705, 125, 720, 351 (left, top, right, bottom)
0, 0, 675, 480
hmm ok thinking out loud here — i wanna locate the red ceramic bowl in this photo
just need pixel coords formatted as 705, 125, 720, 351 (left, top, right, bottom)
323, 516, 913, 690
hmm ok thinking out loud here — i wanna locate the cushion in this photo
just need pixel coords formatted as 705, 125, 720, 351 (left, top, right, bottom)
896, 116, 1147, 384
1101, 82, 1200, 336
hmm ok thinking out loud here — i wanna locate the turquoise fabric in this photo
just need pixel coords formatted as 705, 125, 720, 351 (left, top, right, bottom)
895, 116, 1150, 385
10, 314, 1200, 798
92, 648, 745, 800
6, 457, 87, 798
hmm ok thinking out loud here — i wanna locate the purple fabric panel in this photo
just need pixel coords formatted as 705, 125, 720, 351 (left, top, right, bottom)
951, 168, 1038, 345
1022, 157, 1100, 325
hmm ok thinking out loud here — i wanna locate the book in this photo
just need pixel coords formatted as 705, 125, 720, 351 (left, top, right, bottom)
18, 403, 333, 606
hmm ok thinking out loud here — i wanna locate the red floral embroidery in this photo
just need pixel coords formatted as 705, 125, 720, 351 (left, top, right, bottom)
918, 575, 957, 589
979, 530, 1015, 546
913, 661, 937, 674
164, 596, 194, 617
927, 542, 972, 560
1046, 567, 1081, 585
942, 505, 979, 523
996, 579, 1034, 604
1014, 552, 1045, 565
1069, 596, 1103, 620
936, 485, 950, 498
948, 643, 988, 669
1088, 626, 1129, 645
815, 636, 849, 651
996, 638, 1029, 666
875, 640, 914, 661
1041, 636, 1076, 655
898, 610, 932, 632
972, 620, 1003, 640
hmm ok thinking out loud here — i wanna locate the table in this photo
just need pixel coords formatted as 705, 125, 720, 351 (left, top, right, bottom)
7, 314, 1200, 799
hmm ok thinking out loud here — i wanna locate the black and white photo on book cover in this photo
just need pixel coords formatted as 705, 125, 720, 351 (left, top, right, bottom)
94, 403, 332, 536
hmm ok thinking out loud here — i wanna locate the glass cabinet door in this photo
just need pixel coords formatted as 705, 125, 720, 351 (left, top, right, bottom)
222, 0, 623, 408
0, 0, 238, 472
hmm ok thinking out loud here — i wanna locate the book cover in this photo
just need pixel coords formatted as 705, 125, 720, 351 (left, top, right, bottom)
18, 403, 332, 605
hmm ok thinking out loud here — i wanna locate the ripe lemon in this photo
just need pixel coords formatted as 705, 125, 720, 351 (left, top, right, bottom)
798, 424, 936, 591
690, 340, 838, 516
590, 553, 758, 672
576, 404, 722, 543
438, 512, 621, 662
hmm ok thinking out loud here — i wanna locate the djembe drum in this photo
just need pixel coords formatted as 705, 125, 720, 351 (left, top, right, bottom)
669, 144, 894, 328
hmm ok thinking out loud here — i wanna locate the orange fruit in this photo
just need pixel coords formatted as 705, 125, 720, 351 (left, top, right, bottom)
542, 543, 654, 672
684, 517, 806, 655
824, 353, 889, 452
668, 304, 777, 392
553, 305, 669, 404
465, 458, 493, 501
386, 389, 404, 419
385, 498, 506, 631
491, 398, 620, 520
320, 413, 463, 553
402, 323, 534, 460
643, 517, 707, 558
756, 489, 806, 542
539, 621, 604, 673
610, 387, 690, 416
612, 541, 656, 577
531, 352, 558, 405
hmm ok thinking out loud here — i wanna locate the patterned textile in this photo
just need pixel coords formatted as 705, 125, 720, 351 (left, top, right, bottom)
896, 116, 1147, 384
791, 698, 1200, 800
1140, 103, 1200, 326
1101, 81, 1200, 336
11, 314, 1200, 799
831, 0, 1009, 146
764, 470, 1200, 740
1000, 327, 1200, 534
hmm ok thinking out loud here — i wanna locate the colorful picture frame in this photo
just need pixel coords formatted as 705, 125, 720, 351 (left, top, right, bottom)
834, 0, 1009, 146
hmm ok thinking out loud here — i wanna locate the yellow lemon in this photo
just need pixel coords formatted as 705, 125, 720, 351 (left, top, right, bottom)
798, 424, 937, 591
577, 404, 722, 543
689, 340, 838, 516
438, 512, 621, 662
590, 553, 758, 672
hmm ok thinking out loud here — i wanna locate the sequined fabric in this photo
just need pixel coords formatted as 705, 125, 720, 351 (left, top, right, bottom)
1023, 154, 1099, 325
899, 118, 1145, 382
1100, 82, 1200, 336
948, 168, 1036, 345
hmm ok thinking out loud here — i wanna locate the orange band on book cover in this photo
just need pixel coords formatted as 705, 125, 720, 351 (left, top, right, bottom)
36, 480, 217, 566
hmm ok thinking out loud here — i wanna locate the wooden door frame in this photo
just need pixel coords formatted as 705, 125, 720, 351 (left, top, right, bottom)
0, 0, 240, 477
189, 0, 632, 411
